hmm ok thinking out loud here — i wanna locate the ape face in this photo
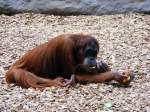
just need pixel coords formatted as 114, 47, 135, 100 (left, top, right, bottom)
75, 37, 99, 73
83, 39, 99, 68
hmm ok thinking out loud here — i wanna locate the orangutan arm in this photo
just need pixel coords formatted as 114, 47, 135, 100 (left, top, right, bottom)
75, 70, 135, 85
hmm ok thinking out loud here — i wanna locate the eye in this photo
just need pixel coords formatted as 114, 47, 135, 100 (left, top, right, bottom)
85, 49, 97, 57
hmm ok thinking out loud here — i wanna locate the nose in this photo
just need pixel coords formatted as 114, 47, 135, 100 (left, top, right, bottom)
89, 57, 97, 66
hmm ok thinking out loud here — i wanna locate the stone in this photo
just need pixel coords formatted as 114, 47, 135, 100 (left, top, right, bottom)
0, 0, 150, 15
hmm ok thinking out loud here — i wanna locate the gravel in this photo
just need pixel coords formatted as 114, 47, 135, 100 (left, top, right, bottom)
0, 13, 149, 112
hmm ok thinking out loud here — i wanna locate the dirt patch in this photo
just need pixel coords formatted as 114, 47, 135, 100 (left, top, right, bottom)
0, 13, 149, 112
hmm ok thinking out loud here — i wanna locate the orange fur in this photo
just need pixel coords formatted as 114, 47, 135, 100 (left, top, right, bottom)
5, 34, 134, 88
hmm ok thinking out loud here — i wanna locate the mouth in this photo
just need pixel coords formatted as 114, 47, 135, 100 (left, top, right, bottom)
89, 65, 97, 70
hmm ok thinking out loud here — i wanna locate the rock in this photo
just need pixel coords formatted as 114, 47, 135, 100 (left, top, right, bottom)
0, 0, 150, 15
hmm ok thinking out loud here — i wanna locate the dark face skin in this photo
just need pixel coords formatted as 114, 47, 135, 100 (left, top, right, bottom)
83, 40, 99, 68
75, 39, 99, 74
